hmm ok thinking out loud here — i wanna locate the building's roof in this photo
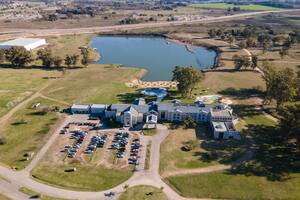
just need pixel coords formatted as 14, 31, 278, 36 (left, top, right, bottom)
212, 121, 227, 132
225, 121, 236, 131
71, 104, 90, 110
134, 98, 146, 105
110, 103, 150, 114
157, 103, 211, 113
0, 38, 45, 47
123, 106, 139, 115
210, 109, 232, 118
110, 104, 131, 113
90, 104, 106, 109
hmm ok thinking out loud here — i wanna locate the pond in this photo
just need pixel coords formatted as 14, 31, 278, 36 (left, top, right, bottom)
91, 36, 217, 81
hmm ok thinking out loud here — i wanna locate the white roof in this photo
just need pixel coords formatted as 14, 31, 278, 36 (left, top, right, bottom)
212, 121, 227, 132
0, 38, 45, 47
91, 104, 106, 109
71, 104, 90, 110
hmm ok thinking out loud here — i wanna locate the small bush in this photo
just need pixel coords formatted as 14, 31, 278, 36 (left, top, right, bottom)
0, 136, 7, 145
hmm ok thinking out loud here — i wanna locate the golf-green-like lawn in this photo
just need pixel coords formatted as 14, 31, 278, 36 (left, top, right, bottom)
119, 185, 167, 200
31, 163, 133, 191
166, 172, 300, 199
0, 98, 63, 169
191, 3, 282, 11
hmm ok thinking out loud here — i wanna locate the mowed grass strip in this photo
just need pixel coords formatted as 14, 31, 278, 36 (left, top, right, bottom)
44, 64, 142, 104
31, 163, 133, 191
166, 172, 300, 199
0, 98, 63, 169
19, 187, 69, 200
191, 3, 282, 11
119, 185, 167, 200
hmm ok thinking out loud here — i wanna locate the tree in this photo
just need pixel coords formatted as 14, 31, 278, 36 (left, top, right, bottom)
251, 54, 258, 69
70, 54, 79, 66
0, 49, 5, 63
53, 56, 63, 68
228, 35, 235, 46
80, 48, 90, 67
183, 116, 197, 129
37, 48, 54, 68
262, 41, 272, 54
64, 55, 72, 68
246, 37, 257, 48
262, 62, 298, 109
279, 47, 288, 59
208, 29, 217, 38
5, 47, 33, 67
238, 40, 246, 49
232, 55, 251, 70
172, 66, 204, 98
278, 103, 300, 148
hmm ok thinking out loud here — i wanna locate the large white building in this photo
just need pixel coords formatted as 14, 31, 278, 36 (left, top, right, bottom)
0, 38, 46, 51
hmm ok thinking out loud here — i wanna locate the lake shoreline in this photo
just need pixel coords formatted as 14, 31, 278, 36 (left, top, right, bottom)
92, 34, 218, 82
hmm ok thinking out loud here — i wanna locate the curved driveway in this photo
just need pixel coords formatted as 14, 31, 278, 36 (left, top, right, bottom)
0, 123, 216, 200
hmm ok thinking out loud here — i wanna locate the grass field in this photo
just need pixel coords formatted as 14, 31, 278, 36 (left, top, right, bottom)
159, 128, 216, 175
119, 185, 167, 200
19, 187, 69, 200
44, 64, 142, 104
0, 68, 60, 118
31, 163, 133, 191
166, 172, 300, 199
191, 3, 282, 11
0, 98, 64, 169
46, 34, 96, 58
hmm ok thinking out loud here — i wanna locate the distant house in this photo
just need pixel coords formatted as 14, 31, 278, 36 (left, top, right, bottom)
0, 38, 46, 51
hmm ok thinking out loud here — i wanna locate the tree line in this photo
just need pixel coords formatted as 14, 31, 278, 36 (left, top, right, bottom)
208, 26, 300, 57
0, 46, 93, 68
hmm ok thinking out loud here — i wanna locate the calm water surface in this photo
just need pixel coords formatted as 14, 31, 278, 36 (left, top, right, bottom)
91, 36, 217, 81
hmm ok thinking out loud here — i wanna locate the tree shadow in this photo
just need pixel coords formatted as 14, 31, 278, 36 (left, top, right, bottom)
0, 63, 83, 71
227, 125, 300, 181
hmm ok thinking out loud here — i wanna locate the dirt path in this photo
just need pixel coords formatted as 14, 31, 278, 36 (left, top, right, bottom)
0, 79, 54, 131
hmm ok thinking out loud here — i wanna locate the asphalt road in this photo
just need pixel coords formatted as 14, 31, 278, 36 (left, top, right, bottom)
1, 9, 299, 39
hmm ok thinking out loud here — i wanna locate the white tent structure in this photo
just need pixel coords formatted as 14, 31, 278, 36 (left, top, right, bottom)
0, 38, 46, 50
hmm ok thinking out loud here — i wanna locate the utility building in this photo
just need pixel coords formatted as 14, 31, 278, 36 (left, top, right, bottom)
0, 38, 46, 50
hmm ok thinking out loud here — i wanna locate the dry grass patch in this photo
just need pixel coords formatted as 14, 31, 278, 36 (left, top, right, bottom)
160, 128, 216, 175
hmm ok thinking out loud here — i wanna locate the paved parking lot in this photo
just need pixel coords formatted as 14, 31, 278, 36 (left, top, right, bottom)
54, 114, 146, 169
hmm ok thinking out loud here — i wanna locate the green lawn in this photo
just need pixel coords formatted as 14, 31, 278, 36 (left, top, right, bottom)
160, 128, 217, 175
166, 172, 300, 199
44, 64, 142, 104
0, 98, 63, 169
0, 68, 60, 117
31, 163, 133, 191
119, 185, 167, 200
191, 3, 282, 11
